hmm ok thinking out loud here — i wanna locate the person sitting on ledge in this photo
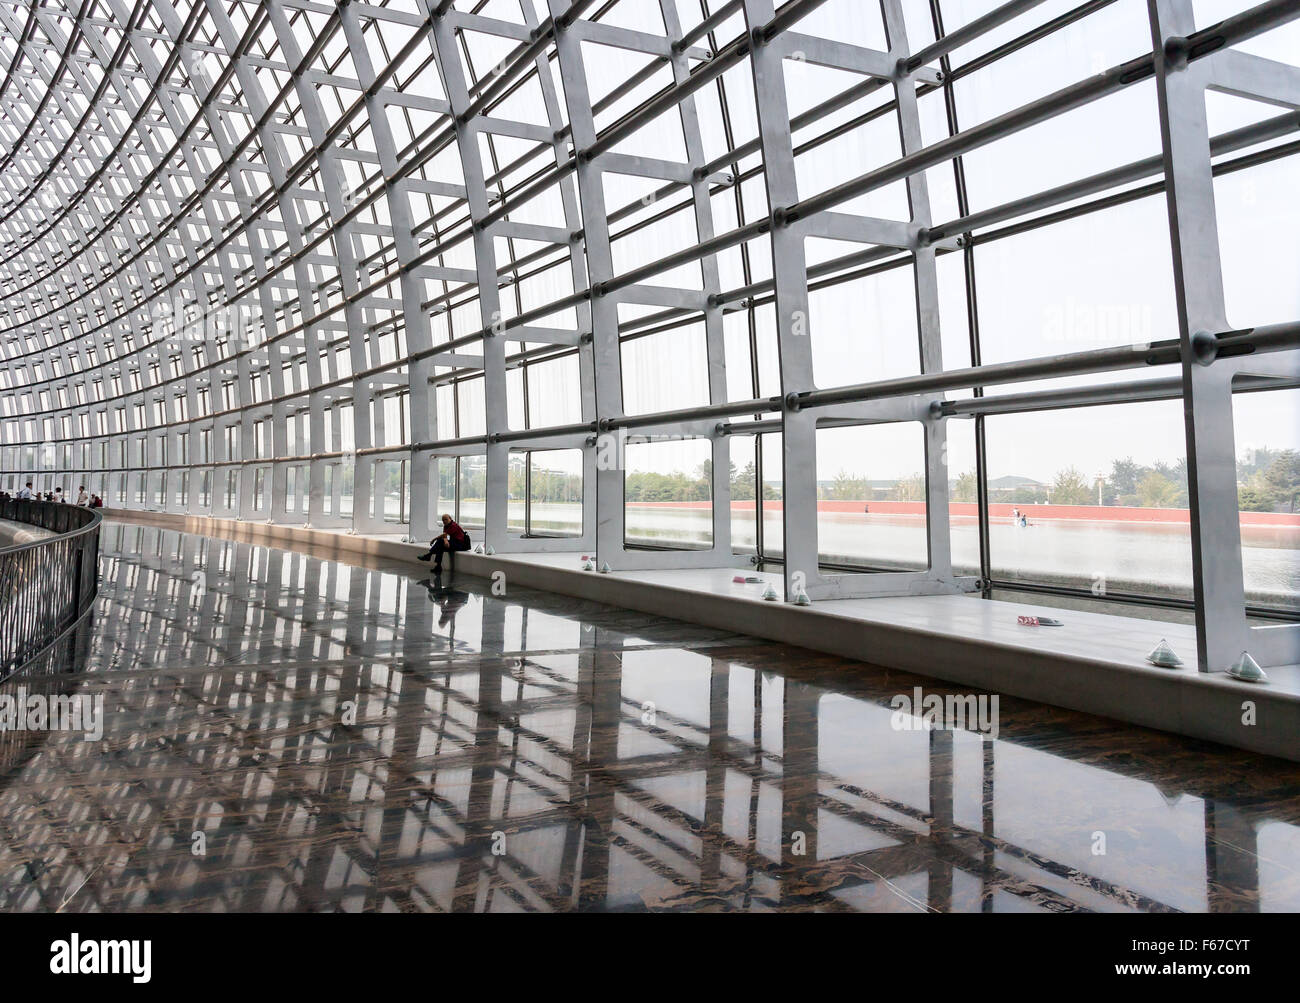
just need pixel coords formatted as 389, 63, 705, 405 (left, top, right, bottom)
417, 513, 471, 573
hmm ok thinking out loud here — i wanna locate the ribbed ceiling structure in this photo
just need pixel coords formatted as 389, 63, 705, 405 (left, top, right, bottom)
0, 0, 1297, 673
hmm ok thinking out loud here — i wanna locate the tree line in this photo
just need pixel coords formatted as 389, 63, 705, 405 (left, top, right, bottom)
821, 448, 1299, 513
447, 448, 1300, 514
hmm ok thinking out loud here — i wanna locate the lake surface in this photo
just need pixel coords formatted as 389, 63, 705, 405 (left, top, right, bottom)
448, 501, 1299, 608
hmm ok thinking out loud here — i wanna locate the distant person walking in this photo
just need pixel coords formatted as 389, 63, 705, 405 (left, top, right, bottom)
16, 481, 33, 500
417, 513, 471, 573
76, 486, 88, 505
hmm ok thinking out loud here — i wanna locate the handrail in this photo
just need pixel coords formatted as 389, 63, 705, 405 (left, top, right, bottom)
0, 498, 103, 553
0, 499, 102, 678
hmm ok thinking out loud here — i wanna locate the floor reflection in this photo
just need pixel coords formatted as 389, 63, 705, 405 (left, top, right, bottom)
1, 521, 1297, 912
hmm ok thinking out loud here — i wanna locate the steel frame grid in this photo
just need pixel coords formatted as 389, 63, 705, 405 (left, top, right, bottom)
0, 0, 1293, 672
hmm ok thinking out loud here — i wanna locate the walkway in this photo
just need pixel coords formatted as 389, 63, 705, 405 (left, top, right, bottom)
0, 520, 1297, 912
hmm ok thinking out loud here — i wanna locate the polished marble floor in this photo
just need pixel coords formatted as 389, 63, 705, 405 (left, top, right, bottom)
0, 520, 1297, 912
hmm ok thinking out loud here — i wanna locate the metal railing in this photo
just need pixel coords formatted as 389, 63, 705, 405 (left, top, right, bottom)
0, 500, 101, 680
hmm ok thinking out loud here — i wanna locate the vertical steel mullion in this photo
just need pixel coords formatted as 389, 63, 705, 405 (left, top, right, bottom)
334, 1, 437, 538
662, 0, 733, 564
429, 5, 509, 546
885, 0, 955, 586
1148, 0, 1248, 672
966, 242, 993, 590
742, 0, 818, 600
934, 0, 992, 592
705, 0, 765, 561
547, 0, 629, 566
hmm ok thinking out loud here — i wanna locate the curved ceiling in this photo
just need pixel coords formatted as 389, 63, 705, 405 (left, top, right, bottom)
0, 0, 484, 397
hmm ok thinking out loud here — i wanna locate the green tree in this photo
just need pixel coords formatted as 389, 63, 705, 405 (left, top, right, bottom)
1049, 466, 1092, 505
507, 465, 527, 500
1009, 485, 1048, 504
1108, 458, 1141, 499
831, 469, 870, 500
1238, 445, 1280, 482
1137, 469, 1179, 508
731, 460, 757, 501
1238, 477, 1273, 512
951, 470, 978, 503
1150, 460, 1189, 507
1262, 450, 1300, 513
893, 472, 926, 502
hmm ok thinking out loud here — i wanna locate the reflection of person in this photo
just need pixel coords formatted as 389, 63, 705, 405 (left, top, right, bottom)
863, 503, 869, 515
417, 513, 471, 573
424, 581, 469, 629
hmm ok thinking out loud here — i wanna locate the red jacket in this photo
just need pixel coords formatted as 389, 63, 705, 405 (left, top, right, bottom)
444, 520, 468, 545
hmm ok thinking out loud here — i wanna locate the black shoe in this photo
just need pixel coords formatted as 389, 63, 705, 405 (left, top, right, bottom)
417, 552, 431, 562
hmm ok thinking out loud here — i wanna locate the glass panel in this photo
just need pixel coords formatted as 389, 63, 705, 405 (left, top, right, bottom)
1215, 150, 1300, 329
729, 435, 758, 557
816, 423, 930, 571
986, 401, 1193, 599
760, 432, 784, 561
339, 460, 354, 519
379, 460, 407, 524
974, 197, 1176, 373
807, 250, 919, 391
947, 418, 981, 578
620, 322, 710, 416
528, 449, 583, 538
508, 453, 527, 535
458, 456, 486, 530
1233, 387, 1300, 613
432, 457, 457, 524
624, 437, 712, 550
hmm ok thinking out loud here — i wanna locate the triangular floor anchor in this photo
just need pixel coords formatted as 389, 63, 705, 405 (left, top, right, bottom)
1146, 638, 1183, 668
1226, 651, 1268, 684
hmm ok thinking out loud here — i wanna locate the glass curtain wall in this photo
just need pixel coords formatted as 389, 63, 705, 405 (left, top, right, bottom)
0, 0, 1295, 661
